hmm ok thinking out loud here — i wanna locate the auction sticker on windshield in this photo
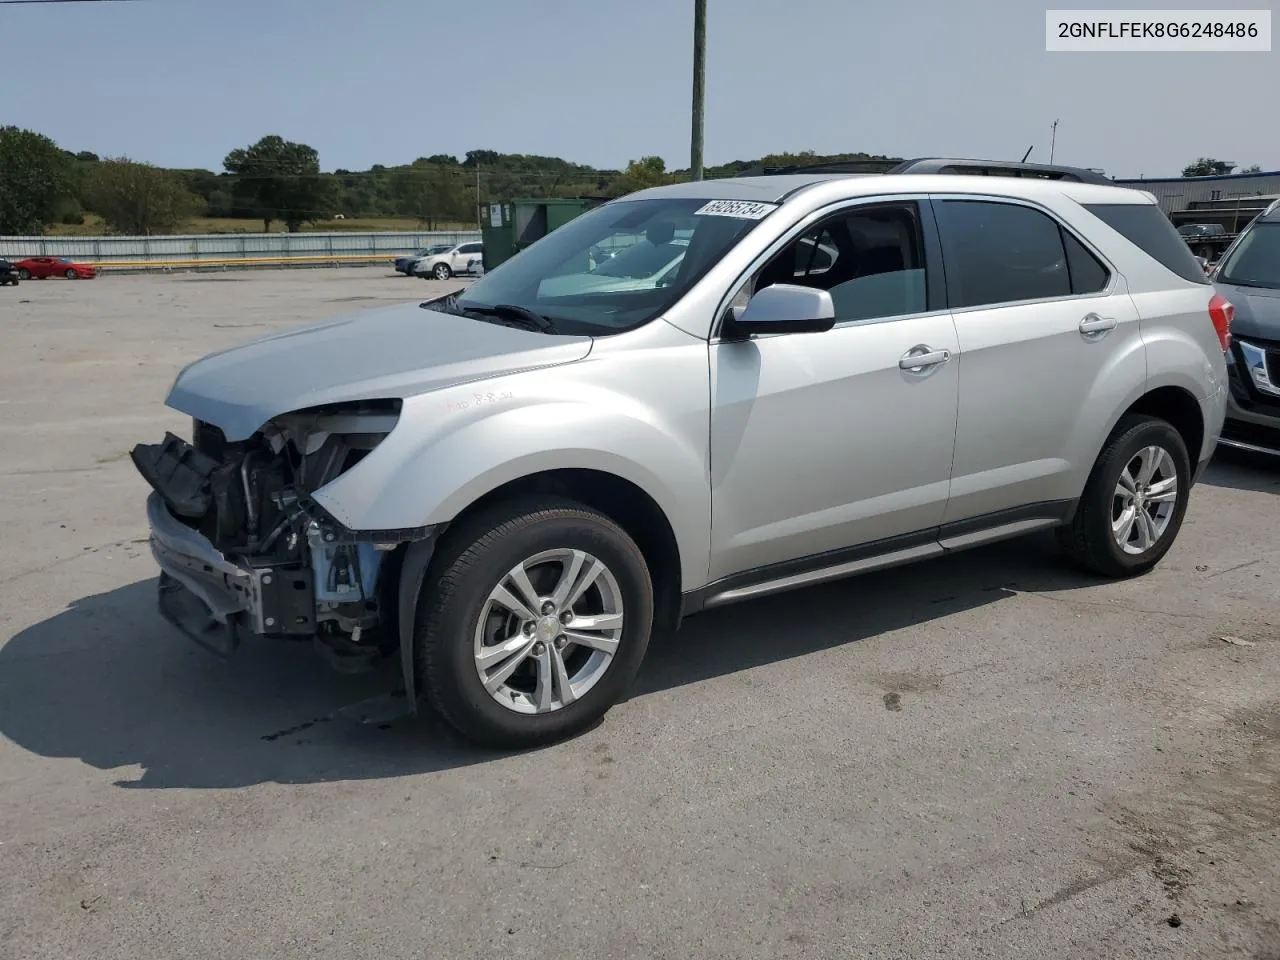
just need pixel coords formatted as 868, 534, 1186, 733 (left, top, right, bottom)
694, 200, 779, 219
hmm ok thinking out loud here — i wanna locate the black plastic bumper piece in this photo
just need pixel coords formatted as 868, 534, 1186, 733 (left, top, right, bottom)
157, 571, 242, 658
131, 432, 221, 519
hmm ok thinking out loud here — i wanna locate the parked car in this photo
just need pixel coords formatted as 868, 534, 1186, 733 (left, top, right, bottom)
1177, 222, 1236, 262
411, 241, 485, 280
393, 245, 453, 275
132, 163, 1230, 749
0, 259, 19, 286
14, 257, 97, 280
1211, 198, 1280, 455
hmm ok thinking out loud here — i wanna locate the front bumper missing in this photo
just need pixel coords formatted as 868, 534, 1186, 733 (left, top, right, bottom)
147, 491, 263, 656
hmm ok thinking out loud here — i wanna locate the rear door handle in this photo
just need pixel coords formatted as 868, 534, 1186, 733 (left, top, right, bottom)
899, 347, 951, 372
1079, 313, 1118, 336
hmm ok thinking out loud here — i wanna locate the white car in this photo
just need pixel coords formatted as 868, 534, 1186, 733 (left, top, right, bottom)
411, 242, 485, 280
131, 158, 1231, 748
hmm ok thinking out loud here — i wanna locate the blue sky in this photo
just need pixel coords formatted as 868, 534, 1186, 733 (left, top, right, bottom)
3, 0, 1275, 177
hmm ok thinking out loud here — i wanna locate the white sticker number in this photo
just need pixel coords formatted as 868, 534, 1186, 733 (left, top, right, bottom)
693, 199, 778, 220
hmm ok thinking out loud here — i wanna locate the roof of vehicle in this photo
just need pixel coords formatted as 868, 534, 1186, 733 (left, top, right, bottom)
623, 172, 1157, 207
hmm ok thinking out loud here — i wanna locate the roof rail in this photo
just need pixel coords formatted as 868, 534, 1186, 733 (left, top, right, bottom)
741, 158, 902, 177
885, 158, 1114, 185
743, 156, 1116, 185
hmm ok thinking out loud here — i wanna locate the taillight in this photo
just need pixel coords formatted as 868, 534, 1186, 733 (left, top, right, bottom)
1208, 294, 1233, 352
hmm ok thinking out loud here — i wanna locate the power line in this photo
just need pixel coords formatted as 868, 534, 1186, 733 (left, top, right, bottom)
0, 0, 139, 5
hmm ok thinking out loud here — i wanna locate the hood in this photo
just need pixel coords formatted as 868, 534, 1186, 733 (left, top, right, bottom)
1215, 281, 1280, 342
166, 300, 593, 440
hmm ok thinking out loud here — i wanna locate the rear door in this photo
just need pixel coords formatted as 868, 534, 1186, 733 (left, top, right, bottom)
931, 195, 1143, 525
458, 242, 483, 270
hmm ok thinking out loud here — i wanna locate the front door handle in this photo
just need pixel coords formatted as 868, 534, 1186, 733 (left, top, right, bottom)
899, 346, 951, 372
1079, 313, 1118, 336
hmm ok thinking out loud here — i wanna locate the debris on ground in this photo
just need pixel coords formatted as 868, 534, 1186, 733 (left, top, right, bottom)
1219, 635, 1256, 647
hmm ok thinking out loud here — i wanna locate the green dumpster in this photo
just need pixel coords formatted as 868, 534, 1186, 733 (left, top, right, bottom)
480, 197, 606, 270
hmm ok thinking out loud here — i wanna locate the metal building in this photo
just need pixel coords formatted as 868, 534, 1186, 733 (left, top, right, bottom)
1112, 169, 1280, 232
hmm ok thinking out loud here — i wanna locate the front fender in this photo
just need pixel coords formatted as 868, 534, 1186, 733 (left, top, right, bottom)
312, 374, 712, 592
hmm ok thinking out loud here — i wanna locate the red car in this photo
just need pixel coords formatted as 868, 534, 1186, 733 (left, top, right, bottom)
14, 257, 97, 280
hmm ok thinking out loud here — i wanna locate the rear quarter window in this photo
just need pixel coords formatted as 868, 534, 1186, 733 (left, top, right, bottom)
1083, 203, 1209, 285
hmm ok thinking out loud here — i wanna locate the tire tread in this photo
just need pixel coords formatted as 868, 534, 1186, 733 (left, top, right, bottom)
416, 496, 651, 748
1057, 414, 1189, 578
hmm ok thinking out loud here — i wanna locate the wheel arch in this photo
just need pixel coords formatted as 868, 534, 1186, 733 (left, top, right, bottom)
392, 465, 686, 713
431, 467, 684, 641
1116, 383, 1206, 472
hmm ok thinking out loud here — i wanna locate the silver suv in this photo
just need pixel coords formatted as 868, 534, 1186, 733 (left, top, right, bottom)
132, 160, 1231, 748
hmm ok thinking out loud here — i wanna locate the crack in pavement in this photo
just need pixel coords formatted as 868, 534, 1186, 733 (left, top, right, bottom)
0, 538, 150, 588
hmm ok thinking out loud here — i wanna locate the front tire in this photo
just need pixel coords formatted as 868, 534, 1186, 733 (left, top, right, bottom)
432, 262, 453, 280
1057, 414, 1191, 578
65, 269, 77, 279
416, 497, 654, 749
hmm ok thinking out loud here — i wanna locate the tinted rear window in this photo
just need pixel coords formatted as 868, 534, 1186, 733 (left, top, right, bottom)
1083, 203, 1209, 284
1062, 230, 1110, 294
934, 199, 1071, 308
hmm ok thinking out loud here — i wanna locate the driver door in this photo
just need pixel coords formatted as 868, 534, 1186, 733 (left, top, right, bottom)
708, 198, 960, 582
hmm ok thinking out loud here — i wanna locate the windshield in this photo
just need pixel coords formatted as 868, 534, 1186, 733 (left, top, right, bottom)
1218, 223, 1280, 289
590, 235, 688, 279
453, 197, 774, 334
419, 245, 452, 256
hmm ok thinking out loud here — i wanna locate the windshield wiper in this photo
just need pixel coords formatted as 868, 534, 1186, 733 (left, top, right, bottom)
462, 303, 558, 333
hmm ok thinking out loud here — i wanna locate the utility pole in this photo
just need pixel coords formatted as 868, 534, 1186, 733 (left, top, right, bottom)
475, 165, 481, 230
1050, 119, 1059, 164
691, 0, 706, 181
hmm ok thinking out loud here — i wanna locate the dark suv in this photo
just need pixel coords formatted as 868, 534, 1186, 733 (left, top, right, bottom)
0, 259, 19, 286
1213, 199, 1280, 455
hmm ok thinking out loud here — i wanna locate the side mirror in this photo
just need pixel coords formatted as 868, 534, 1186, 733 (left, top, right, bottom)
725, 283, 836, 339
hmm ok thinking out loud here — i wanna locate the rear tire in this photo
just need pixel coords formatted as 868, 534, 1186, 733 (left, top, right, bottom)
17, 269, 30, 281
65, 269, 77, 279
416, 496, 654, 749
432, 262, 452, 280
1056, 414, 1191, 578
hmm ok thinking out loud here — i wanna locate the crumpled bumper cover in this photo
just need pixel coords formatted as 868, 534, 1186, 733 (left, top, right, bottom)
147, 491, 260, 657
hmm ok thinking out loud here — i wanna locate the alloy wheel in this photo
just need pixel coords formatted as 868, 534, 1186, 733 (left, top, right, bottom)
1111, 445, 1178, 555
473, 548, 625, 714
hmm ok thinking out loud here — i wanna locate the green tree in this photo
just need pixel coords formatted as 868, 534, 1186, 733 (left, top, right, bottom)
393, 159, 465, 228
87, 157, 200, 235
0, 126, 69, 235
609, 156, 670, 197
223, 135, 331, 232
1181, 157, 1236, 177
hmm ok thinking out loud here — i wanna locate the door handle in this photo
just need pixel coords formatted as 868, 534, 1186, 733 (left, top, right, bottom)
1079, 313, 1117, 336
899, 347, 951, 372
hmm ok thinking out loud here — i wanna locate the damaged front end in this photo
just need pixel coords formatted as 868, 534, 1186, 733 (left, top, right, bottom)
132, 400, 433, 673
